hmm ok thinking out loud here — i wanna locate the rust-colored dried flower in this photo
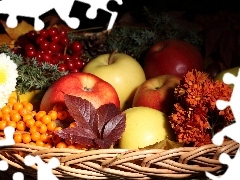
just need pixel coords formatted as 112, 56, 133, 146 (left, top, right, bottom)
169, 70, 233, 147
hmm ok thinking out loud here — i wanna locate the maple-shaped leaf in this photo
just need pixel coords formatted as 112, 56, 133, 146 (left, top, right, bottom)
55, 94, 126, 149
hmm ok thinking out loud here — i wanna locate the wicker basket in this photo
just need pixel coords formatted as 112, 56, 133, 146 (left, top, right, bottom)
0, 139, 239, 179
0, 28, 238, 179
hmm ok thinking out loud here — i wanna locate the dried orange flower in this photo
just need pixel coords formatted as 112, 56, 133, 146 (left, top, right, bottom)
169, 69, 233, 147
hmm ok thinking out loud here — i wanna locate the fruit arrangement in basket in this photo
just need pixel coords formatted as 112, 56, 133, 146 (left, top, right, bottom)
0, 10, 239, 179
0, 24, 235, 150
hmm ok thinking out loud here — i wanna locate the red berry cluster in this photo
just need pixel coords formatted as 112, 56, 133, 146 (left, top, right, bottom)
15, 27, 86, 72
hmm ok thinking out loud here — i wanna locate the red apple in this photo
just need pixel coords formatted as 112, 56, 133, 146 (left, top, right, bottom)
132, 75, 181, 115
40, 72, 120, 112
143, 39, 204, 79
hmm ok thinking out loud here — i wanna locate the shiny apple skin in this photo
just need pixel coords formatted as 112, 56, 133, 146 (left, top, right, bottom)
143, 39, 204, 79
40, 72, 120, 113
132, 75, 181, 115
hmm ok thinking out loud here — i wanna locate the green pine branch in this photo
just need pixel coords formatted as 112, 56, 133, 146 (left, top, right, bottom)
0, 44, 67, 94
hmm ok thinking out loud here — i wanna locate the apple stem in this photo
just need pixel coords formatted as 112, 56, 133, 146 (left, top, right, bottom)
108, 50, 118, 64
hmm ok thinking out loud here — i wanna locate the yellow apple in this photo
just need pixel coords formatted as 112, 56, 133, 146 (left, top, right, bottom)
119, 107, 175, 149
214, 66, 240, 88
82, 53, 146, 111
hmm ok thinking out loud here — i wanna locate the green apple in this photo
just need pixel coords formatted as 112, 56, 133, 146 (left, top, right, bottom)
82, 53, 146, 111
214, 66, 240, 88
119, 107, 175, 149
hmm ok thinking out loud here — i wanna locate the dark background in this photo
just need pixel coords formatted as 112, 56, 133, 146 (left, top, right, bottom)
69, 0, 240, 29
1, 0, 240, 31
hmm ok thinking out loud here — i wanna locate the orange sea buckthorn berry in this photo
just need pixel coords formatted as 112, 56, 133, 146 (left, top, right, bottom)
2, 113, 11, 122
31, 111, 37, 117
48, 110, 58, 121
35, 140, 44, 147
35, 111, 46, 121
41, 114, 51, 124
0, 111, 3, 119
47, 121, 56, 131
21, 101, 28, 106
10, 112, 21, 122
53, 104, 64, 112
22, 133, 31, 144
34, 121, 42, 127
67, 144, 76, 149
75, 144, 86, 150
69, 122, 76, 128
13, 102, 23, 111
23, 114, 33, 122
18, 108, 28, 117
57, 110, 68, 120
1, 105, 11, 114
31, 131, 41, 141
7, 121, 16, 128
23, 102, 33, 112
54, 127, 62, 131
26, 118, 35, 128
40, 133, 50, 142
29, 142, 36, 146
29, 126, 38, 134
8, 96, 17, 105
9, 110, 18, 116
13, 133, 22, 143
0, 120, 7, 130
6, 103, 14, 109
37, 124, 47, 133
56, 142, 67, 148
16, 121, 26, 131
44, 142, 53, 148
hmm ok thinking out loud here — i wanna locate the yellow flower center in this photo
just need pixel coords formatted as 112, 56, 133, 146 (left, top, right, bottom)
0, 68, 7, 84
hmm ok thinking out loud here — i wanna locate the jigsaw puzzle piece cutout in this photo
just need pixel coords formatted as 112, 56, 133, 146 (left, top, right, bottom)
12, 172, 24, 180
24, 155, 60, 180
206, 148, 240, 179
0, 0, 55, 30
212, 68, 240, 146
206, 68, 240, 179
0, 126, 15, 146
0, 0, 80, 30
0, 160, 8, 171
76, 0, 123, 30
53, 0, 80, 29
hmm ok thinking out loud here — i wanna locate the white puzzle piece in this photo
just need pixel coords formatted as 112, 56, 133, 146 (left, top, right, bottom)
0, 0, 123, 30
24, 155, 60, 180
206, 68, 240, 179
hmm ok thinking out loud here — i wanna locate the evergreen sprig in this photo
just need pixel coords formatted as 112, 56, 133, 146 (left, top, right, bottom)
67, 8, 203, 61
0, 44, 67, 94
105, 7, 203, 60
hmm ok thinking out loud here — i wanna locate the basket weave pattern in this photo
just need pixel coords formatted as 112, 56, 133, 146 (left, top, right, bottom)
0, 140, 239, 179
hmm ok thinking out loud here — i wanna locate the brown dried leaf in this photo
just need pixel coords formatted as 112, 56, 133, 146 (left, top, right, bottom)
0, 20, 34, 40
140, 139, 184, 150
0, 34, 11, 45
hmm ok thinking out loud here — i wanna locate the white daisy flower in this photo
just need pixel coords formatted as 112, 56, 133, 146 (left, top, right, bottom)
0, 53, 18, 108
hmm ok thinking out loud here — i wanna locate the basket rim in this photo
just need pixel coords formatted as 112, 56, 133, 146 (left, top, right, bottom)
0, 139, 239, 179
